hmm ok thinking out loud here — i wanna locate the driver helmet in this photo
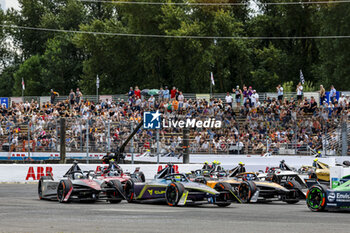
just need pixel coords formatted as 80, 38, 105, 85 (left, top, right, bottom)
74, 173, 84, 179
213, 160, 217, 165
239, 162, 244, 166
314, 158, 318, 162
217, 161, 221, 165
281, 160, 285, 163
204, 161, 208, 165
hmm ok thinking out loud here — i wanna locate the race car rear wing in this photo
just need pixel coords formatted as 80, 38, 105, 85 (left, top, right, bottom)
304, 178, 319, 189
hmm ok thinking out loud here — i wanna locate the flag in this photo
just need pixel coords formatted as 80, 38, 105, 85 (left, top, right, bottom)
300, 70, 305, 85
22, 78, 25, 90
210, 72, 215, 86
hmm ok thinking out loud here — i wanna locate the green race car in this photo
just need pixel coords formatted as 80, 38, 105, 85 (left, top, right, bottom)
306, 180, 350, 211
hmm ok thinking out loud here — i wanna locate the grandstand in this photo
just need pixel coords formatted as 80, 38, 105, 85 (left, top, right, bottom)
0, 87, 349, 162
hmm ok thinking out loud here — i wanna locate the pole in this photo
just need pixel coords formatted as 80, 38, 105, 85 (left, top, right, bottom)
96, 75, 100, 104
27, 121, 30, 159
156, 129, 160, 164
131, 122, 134, 164
107, 120, 111, 152
86, 119, 89, 164
59, 118, 66, 163
342, 117, 348, 157
183, 128, 190, 164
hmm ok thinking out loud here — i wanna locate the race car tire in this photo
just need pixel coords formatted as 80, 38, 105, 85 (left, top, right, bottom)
165, 182, 185, 206
124, 178, 137, 203
107, 180, 124, 203
38, 176, 51, 200
306, 184, 327, 212
135, 172, 146, 182
214, 182, 232, 207
238, 181, 257, 203
57, 180, 73, 203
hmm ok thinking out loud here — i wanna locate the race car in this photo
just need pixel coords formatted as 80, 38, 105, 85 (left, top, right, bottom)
190, 166, 305, 204
299, 159, 330, 184
306, 180, 350, 211
124, 165, 241, 207
38, 162, 125, 203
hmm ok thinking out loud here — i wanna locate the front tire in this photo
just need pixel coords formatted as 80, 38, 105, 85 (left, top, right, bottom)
238, 181, 257, 203
165, 182, 185, 206
306, 185, 327, 212
57, 180, 73, 203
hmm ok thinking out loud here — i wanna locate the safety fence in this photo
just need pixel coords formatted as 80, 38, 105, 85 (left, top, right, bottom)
0, 113, 348, 161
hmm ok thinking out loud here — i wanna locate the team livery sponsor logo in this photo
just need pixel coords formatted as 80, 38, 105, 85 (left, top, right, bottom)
328, 192, 336, 202
147, 189, 165, 195
335, 192, 350, 202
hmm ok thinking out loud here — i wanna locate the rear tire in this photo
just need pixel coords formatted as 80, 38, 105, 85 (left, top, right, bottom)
214, 182, 232, 207
57, 180, 73, 203
38, 176, 51, 200
165, 182, 185, 206
107, 180, 124, 203
238, 181, 257, 203
306, 185, 327, 212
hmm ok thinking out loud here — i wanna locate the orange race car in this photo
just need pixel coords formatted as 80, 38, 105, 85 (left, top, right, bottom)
189, 166, 305, 204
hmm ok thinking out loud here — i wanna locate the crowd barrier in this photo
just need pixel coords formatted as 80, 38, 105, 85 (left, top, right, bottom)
2, 156, 350, 183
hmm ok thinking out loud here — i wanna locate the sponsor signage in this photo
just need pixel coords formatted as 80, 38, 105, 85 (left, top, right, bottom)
143, 111, 222, 129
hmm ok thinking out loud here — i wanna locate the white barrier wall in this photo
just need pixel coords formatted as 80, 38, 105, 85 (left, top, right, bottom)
1, 156, 348, 183
0, 164, 204, 183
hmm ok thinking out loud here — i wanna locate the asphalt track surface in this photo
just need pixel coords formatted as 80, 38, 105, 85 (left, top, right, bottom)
1, 184, 350, 233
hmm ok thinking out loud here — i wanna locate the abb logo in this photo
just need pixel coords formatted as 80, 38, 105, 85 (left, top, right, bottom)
157, 165, 179, 173
26, 167, 53, 180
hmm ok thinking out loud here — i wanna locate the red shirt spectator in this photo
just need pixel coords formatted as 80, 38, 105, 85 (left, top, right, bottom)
171, 87, 177, 99
134, 86, 141, 99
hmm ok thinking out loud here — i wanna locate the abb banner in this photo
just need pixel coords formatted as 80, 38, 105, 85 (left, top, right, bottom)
0, 164, 204, 183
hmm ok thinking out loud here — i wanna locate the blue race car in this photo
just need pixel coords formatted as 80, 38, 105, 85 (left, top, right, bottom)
124, 164, 241, 207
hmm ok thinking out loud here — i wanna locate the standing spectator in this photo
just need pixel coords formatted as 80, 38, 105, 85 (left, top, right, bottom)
242, 86, 248, 104
128, 87, 134, 98
277, 84, 284, 103
296, 82, 303, 103
148, 95, 155, 108
339, 94, 347, 107
251, 90, 259, 108
319, 85, 326, 105
50, 89, 59, 105
159, 87, 164, 101
225, 92, 233, 107
76, 88, 83, 104
330, 85, 337, 103
178, 91, 184, 109
69, 89, 75, 107
170, 86, 177, 100
163, 86, 170, 102
233, 85, 242, 107
134, 86, 141, 99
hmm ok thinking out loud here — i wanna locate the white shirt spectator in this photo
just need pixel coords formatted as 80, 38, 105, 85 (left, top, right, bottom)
297, 85, 303, 95
225, 95, 233, 104
277, 87, 284, 96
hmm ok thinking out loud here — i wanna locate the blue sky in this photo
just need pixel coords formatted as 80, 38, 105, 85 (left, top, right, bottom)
1, 0, 19, 10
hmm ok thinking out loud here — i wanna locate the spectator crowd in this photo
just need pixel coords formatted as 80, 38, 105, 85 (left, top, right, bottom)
0, 84, 349, 157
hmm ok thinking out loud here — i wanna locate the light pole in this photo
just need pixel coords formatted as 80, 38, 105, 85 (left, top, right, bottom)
96, 75, 100, 103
